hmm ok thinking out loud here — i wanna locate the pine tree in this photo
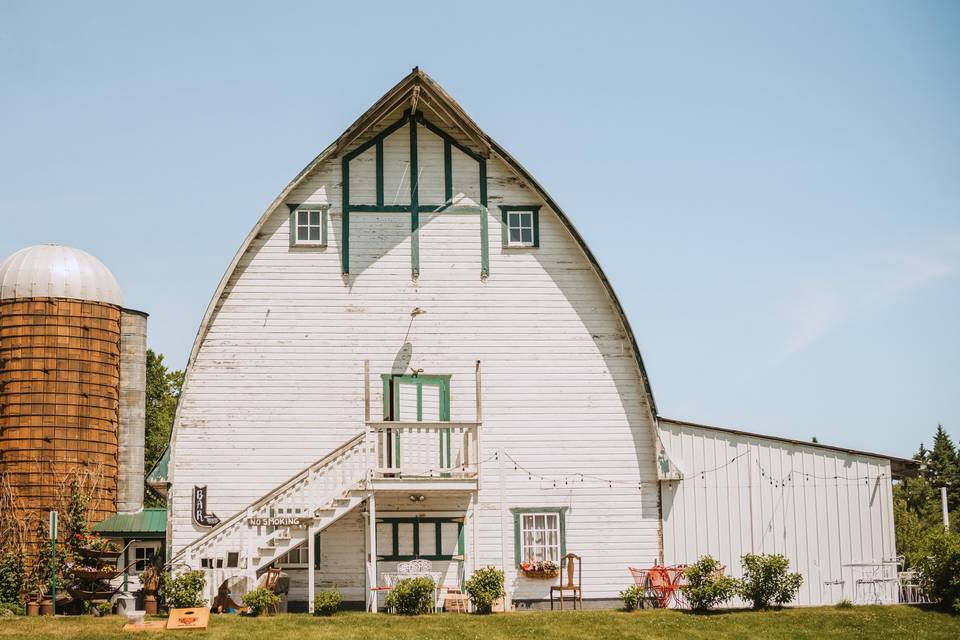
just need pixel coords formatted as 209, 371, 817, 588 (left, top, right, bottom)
926, 425, 960, 514
894, 425, 960, 562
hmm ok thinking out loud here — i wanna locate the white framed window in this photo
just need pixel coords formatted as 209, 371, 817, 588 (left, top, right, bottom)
499, 205, 541, 248
518, 512, 562, 563
287, 203, 329, 247
276, 545, 310, 568
508, 212, 534, 246
134, 546, 156, 573
126, 541, 161, 575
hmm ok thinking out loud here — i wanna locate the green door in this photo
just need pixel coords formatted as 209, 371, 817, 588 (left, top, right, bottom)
383, 374, 451, 476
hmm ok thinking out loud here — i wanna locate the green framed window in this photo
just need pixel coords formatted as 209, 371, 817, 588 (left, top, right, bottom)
512, 507, 567, 566
375, 517, 464, 561
287, 203, 329, 247
499, 205, 541, 248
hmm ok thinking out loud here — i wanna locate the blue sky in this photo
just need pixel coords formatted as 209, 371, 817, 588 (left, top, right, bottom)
1, 1, 957, 458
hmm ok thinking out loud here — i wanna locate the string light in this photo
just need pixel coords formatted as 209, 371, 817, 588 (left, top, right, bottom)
403, 448, 889, 493
503, 451, 644, 491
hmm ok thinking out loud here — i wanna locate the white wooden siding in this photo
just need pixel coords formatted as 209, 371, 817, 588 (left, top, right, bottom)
658, 419, 897, 606
169, 112, 661, 602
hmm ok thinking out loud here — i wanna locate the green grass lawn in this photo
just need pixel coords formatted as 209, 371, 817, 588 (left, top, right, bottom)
1, 606, 958, 639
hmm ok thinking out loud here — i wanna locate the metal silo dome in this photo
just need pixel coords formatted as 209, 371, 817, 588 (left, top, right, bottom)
0, 243, 123, 306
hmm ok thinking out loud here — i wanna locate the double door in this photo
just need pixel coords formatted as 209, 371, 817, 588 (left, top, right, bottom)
383, 374, 451, 476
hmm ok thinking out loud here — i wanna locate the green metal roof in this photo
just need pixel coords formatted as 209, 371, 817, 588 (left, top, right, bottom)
93, 508, 167, 538
146, 446, 170, 485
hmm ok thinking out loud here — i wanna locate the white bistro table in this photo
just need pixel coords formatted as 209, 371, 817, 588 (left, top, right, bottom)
374, 560, 445, 612
842, 561, 900, 604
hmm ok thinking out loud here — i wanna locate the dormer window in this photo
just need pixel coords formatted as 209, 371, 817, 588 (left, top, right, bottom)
287, 203, 329, 247
499, 205, 541, 248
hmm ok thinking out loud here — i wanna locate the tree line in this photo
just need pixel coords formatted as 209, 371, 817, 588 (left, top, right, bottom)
144, 349, 183, 507
894, 424, 960, 564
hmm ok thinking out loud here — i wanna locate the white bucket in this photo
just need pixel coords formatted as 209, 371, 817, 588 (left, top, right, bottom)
125, 610, 146, 626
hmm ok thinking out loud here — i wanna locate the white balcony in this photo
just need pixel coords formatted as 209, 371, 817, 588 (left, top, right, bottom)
366, 420, 480, 487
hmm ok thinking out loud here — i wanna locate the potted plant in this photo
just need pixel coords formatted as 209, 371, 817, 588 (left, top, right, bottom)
71, 560, 118, 582
140, 557, 161, 595
38, 588, 53, 616
520, 559, 560, 579
26, 591, 40, 617
75, 533, 121, 561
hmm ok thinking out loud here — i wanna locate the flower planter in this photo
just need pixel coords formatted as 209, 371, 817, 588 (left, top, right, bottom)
74, 568, 120, 581
522, 569, 560, 580
26, 602, 39, 616
77, 547, 122, 561
68, 586, 118, 601
39, 601, 54, 616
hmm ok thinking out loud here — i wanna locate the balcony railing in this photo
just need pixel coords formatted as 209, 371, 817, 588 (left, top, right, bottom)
366, 421, 480, 480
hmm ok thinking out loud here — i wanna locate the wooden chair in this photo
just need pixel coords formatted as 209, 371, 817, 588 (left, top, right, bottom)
257, 567, 284, 615
550, 553, 583, 610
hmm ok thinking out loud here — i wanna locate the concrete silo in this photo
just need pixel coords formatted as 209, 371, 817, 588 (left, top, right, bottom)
0, 244, 147, 557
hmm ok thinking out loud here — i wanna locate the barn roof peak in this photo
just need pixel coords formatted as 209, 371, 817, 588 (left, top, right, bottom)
332, 67, 491, 160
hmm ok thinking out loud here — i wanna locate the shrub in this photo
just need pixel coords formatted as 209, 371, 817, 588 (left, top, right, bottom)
384, 577, 435, 615
0, 549, 24, 605
737, 553, 803, 609
160, 570, 207, 608
0, 601, 23, 616
619, 584, 644, 611
682, 555, 738, 611
313, 590, 342, 616
835, 599, 854, 609
94, 601, 113, 616
464, 566, 505, 615
915, 529, 960, 613
242, 587, 280, 616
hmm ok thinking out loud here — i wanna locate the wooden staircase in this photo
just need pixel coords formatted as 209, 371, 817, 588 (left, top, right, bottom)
172, 432, 374, 577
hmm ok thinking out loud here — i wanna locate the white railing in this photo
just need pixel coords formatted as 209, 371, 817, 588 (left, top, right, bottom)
366, 421, 479, 479
174, 433, 373, 566
173, 419, 481, 572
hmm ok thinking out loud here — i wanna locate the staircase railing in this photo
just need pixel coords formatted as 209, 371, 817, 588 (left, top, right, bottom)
173, 432, 372, 565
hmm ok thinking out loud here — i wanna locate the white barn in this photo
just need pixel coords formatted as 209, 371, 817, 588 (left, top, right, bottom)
157, 69, 912, 611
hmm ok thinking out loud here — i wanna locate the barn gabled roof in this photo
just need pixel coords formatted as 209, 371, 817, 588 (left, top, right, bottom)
175, 68, 659, 415
167, 70, 664, 486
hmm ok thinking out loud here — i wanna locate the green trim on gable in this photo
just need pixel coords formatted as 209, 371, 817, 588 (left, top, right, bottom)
338, 111, 491, 279
443, 139, 453, 203
344, 114, 409, 162
511, 507, 568, 568
416, 113, 485, 163
480, 207, 489, 279
376, 140, 384, 208
409, 112, 420, 279
341, 157, 350, 273
479, 159, 487, 207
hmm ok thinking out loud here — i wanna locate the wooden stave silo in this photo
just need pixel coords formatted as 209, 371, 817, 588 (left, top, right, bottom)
0, 296, 122, 554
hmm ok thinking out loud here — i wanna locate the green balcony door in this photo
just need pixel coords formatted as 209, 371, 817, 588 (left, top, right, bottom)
383, 374, 451, 476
